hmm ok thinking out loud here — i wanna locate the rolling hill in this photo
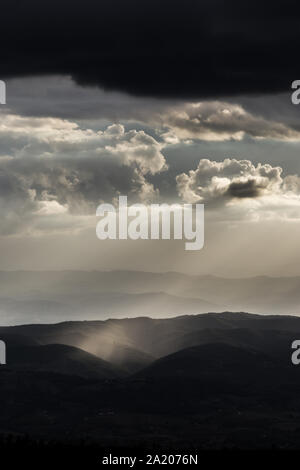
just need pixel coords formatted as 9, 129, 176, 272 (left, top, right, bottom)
2, 312, 300, 448
5, 343, 123, 379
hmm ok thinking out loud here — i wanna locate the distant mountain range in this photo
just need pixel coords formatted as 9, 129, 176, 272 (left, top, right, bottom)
1, 270, 300, 324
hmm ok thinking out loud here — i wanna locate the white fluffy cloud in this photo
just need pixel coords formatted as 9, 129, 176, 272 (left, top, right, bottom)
0, 116, 167, 175
176, 159, 283, 203
176, 158, 300, 221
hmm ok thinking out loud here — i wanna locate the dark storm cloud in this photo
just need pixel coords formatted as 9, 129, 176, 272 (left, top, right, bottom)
1, 0, 300, 98
228, 179, 262, 198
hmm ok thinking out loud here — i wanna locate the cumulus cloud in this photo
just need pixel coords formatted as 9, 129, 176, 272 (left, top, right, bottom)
176, 158, 300, 226
0, 115, 167, 234
0, 116, 166, 175
175, 158, 300, 224
176, 159, 283, 204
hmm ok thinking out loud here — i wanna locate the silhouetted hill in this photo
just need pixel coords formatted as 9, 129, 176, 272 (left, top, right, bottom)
5, 344, 123, 379
157, 327, 299, 359
136, 343, 278, 382
2, 311, 300, 364
2, 313, 300, 448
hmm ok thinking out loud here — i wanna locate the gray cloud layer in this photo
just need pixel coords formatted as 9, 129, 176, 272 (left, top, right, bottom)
2, 78, 300, 237
159, 102, 300, 142
4, 77, 300, 143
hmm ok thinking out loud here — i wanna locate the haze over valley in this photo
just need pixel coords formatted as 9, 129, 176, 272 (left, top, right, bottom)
1, 270, 300, 325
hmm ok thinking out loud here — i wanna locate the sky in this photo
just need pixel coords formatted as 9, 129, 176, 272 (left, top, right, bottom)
1, 1, 300, 277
